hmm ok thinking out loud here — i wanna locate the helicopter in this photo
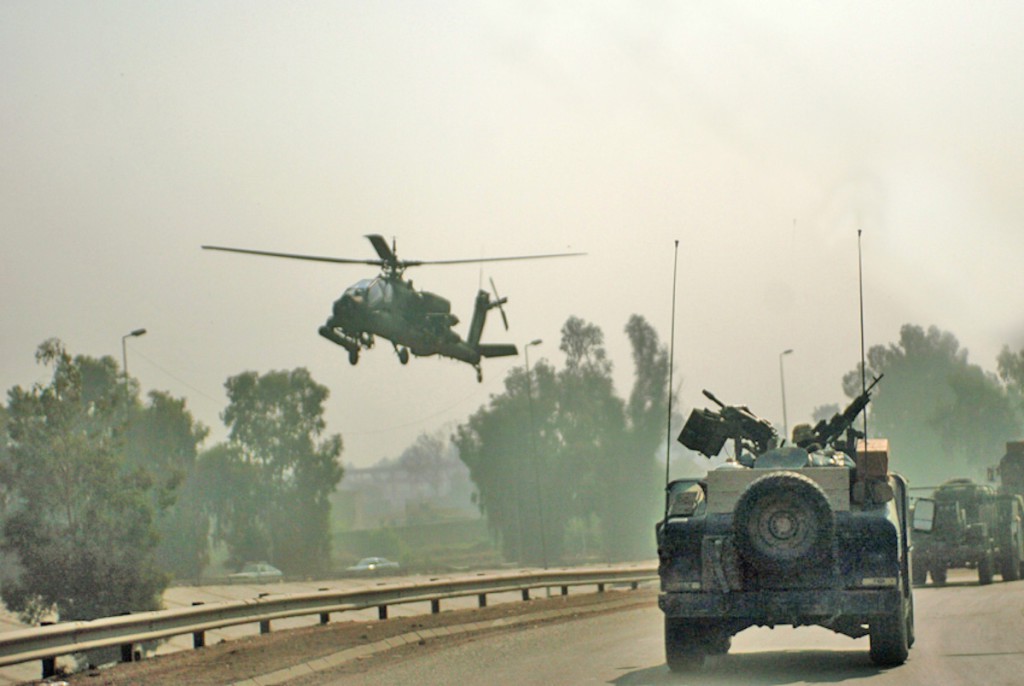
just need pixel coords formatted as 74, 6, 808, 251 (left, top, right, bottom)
202, 235, 583, 381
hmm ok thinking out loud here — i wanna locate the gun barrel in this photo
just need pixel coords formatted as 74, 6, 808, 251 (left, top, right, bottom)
702, 389, 725, 408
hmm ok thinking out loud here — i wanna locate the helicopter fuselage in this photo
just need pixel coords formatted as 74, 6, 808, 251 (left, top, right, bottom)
318, 276, 513, 376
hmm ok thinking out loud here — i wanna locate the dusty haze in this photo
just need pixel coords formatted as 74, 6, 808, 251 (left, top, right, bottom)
3, 2, 1023, 469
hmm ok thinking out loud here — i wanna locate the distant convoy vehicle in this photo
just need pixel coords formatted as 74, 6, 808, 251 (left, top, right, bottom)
658, 379, 915, 670
346, 557, 401, 574
911, 478, 1024, 586
228, 562, 284, 582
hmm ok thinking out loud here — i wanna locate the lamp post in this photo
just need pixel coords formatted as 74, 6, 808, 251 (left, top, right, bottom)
779, 348, 794, 443
121, 328, 147, 395
524, 339, 549, 569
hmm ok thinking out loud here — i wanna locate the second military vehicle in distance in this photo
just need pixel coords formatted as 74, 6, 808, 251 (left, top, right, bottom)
911, 477, 1024, 586
657, 379, 914, 670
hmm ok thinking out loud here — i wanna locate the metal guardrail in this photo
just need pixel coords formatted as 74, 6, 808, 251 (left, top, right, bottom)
0, 564, 657, 679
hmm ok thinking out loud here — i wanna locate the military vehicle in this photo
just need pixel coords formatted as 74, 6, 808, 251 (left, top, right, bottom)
657, 379, 915, 670
911, 477, 1024, 586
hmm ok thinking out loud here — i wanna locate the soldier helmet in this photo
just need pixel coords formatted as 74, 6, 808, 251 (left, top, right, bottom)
792, 423, 820, 451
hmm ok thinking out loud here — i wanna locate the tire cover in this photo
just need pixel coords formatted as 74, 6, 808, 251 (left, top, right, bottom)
733, 471, 834, 574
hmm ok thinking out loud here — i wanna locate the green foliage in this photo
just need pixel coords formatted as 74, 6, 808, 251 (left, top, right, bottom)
455, 364, 545, 562
125, 391, 210, 580
211, 369, 344, 575
1, 340, 167, 622
198, 443, 269, 568
601, 315, 668, 560
843, 324, 1021, 485
454, 314, 668, 565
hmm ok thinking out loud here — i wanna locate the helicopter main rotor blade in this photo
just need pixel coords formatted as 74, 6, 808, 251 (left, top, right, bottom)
413, 251, 586, 266
202, 245, 383, 267
365, 234, 398, 265
204, 241, 585, 270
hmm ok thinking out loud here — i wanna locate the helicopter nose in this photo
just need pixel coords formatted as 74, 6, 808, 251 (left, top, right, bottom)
333, 294, 358, 318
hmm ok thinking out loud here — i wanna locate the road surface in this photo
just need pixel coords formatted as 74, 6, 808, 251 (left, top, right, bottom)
302, 568, 1024, 686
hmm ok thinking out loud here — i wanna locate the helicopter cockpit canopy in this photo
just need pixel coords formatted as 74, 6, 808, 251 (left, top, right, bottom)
342, 279, 374, 302
365, 278, 393, 308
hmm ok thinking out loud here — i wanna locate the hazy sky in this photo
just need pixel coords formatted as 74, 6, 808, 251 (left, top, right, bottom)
3, 2, 1023, 470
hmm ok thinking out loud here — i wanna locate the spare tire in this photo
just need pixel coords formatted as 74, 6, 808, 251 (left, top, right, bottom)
733, 472, 834, 575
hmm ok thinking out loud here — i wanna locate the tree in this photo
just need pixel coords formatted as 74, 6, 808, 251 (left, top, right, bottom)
1, 340, 167, 622
554, 317, 625, 560
598, 315, 669, 560
198, 443, 270, 569
455, 364, 550, 562
125, 391, 210, 580
218, 368, 343, 575
843, 325, 1020, 485
454, 314, 670, 565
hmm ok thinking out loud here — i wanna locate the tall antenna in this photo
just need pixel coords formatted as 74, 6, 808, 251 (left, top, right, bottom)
857, 228, 868, 439
665, 240, 680, 518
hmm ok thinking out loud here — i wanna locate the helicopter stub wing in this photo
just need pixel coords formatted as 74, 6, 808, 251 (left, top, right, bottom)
477, 344, 518, 358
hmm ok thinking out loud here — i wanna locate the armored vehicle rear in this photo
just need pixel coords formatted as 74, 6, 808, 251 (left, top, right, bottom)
656, 384, 914, 670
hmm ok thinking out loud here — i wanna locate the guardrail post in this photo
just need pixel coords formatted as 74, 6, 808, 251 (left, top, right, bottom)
318, 588, 330, 624
378, 605, 388, 620
257, 593, 272, 633
561, 585, 569, 596
41, 656, 56, 679
115, 610, 137, 663
477, 593, 487, 608
521, 589, 530, 601
431, 599, 440, 614
40, 621, 55, 679
192, 602, 205, 648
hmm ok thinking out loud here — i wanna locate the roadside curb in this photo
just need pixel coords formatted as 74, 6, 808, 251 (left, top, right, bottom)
227, 591, 652, 686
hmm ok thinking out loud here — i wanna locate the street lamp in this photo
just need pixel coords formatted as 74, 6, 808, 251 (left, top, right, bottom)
779, 348, 794, 443
524, 339, 549, 569
122, 328, 147, 394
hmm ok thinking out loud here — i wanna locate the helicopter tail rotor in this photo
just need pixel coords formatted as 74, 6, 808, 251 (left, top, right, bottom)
489, 278, 510, 330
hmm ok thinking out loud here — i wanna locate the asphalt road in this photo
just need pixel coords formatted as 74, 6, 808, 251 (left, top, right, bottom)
308, 568, 1024, 686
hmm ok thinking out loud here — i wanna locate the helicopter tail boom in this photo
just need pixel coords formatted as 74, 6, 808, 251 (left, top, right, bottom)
467, 290, 492, 348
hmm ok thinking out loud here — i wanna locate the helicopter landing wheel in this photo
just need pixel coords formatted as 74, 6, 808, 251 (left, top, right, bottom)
398, 348, 409, 365
476, 368, 483, 383
348, 348, 359, 365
